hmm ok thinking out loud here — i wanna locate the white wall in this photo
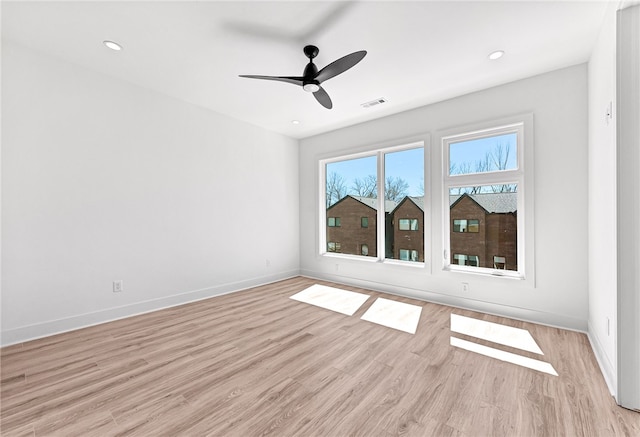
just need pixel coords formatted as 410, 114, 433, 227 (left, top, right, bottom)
587, 1, 618, 395
300, 64, 589, 330
1, 41, 300, 346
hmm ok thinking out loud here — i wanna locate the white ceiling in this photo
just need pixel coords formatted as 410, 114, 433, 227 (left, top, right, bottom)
2, 1, 609, 139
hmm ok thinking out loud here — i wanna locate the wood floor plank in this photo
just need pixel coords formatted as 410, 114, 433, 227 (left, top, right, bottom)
34, 408, 118, 437
110, 393, 192, 437
293, 359, 394, 436
1, 358, 149, 431
0, 422, 34, 437
1, 276, 638, 436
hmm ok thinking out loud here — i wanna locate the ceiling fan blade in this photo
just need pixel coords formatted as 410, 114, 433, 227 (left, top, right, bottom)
239, 75, 304, 86
315, 50, 367, 83
313, 86, 333, 109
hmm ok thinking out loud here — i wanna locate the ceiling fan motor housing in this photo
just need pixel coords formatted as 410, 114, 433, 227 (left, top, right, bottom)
302, 48, 320, 92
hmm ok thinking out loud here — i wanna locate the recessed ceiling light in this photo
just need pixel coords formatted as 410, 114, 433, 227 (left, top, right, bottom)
103, 40, 123, 51
291, 120, 300, 125
488, 50, 504, 60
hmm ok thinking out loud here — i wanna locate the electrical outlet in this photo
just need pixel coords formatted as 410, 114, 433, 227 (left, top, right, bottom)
266, 259, 271, 268
113, 280, 123, 293
462, 282, 469, 292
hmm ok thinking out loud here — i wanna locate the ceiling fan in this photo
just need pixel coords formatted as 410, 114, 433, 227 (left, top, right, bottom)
239, 45, 367, 109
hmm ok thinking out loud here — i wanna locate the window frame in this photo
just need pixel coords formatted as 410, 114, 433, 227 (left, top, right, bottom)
442, 119, 530, 279
319, 138, 428, 268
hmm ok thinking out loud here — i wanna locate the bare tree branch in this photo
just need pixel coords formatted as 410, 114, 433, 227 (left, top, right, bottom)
351, 175, 377, 198
326, 172, 347, 208
417, 176, 425, 196
449, 140, 517, 193
385, 176, 409, 202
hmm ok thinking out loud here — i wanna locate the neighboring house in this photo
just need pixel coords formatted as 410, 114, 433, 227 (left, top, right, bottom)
449, 192, 518, 270
390, 196, 425, 262
327, 192, 517, 268
326, 195, 397, 257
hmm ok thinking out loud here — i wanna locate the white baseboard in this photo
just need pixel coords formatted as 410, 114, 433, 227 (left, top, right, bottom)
300, 269, 587, 332
587, 326, 617, 398
1, 269, 300, 347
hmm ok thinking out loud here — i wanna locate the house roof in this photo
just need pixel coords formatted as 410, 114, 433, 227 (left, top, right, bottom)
409, 196, 424, 211
449, 192, 517, 213
327, 195, 397, 212
390, 196, 425, 215
329, 192, 516, 214
351, 196, 398, 213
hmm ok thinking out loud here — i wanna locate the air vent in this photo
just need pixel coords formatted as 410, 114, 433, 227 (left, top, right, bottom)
361, 98, 387, 108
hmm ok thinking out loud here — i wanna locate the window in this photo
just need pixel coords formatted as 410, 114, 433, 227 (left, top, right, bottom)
399, 249, 419, 262
444, 122, 526, 277
398, 219, 418, 231
385, 148, 424, 261
454, 254, 479, 266
321, 142, 425, 263
325, 155, 376, 256
453, 219, 479, 233
327, 242, 341, 252
468, 219, 479, 233
449, 132, 518, 175
468, 255, 479, 267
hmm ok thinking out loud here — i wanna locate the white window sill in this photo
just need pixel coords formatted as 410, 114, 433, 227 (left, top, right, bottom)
444, 265, 524, 280
321, 252, 379, 263
320, 252, 427, 269
383, 259, 426, 269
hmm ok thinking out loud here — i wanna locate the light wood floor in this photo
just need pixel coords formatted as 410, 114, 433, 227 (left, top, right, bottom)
1, 276, 638, 436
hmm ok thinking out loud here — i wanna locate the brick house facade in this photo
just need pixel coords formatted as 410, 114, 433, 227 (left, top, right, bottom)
326, 196, 379, 257
325, 192, 517, 269
390, 197, 425, 261
449, 193, 518, 270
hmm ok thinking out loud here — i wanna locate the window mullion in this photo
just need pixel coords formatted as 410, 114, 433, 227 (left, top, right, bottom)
319, 160, 327, 254
377, 151, 386, 261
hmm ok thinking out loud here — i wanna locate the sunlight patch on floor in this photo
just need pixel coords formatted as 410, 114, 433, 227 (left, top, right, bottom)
450, 314, 544, 354
290, 284, 370, 316
450, 337, 558, 376
360, 297, 422, 334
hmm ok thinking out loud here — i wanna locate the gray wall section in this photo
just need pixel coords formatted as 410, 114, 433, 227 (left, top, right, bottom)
616, 4, 640, 411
